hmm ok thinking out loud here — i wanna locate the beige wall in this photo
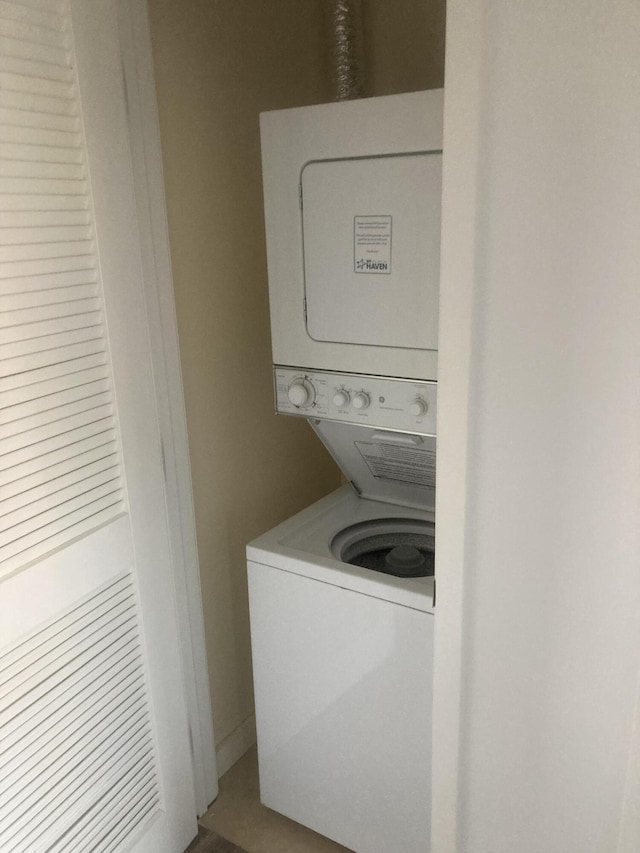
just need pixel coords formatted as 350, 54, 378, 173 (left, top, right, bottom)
363, 0, 445, 95
148, 0, 445, 763
148, 0, 338, 750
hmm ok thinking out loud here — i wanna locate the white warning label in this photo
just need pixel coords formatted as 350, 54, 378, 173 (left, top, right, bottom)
354, 215, 392, 274
355, 441, 436, 488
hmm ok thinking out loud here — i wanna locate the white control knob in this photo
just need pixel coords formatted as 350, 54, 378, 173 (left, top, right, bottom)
410, 397, 428, 417
287, 379, 315, 408
333, 389, 350, 408
352, 392, 370, 411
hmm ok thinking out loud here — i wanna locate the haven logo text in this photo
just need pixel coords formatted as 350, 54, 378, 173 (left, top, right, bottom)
355, 258, 389, 272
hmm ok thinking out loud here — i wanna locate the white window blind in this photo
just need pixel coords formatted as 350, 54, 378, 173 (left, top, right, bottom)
0, 0, 125, 578
0, 573, 160, 852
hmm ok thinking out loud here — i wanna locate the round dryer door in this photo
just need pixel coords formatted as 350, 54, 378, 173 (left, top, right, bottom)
331, 518, 435, 578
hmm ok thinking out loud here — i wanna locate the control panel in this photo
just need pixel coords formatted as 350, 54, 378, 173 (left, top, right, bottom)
274, 366, 436, 436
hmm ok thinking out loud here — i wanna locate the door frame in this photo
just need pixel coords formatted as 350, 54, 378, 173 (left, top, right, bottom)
430, 1, 481, 850
116, 0, 218, 815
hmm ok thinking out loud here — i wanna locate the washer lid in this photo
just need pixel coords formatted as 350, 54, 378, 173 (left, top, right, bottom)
309, 419, 436, 511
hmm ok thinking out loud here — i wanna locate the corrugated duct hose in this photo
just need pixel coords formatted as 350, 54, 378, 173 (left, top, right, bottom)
325, 0, 365, 100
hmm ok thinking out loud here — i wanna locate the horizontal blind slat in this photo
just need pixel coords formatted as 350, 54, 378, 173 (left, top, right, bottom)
0, 491, 124, 572
1, 375, 109, 425
0, 481, 123, 552
7, 732, 154, 851
0, 647, 142, 774
0, 158, 84, 179
100, 782, 159, 853
0, 416, 115, 474
3, 0, 68, 16
1, 631, 141, 746
0, 572, 153, 844
1, 335, 104, 377
0, 267, 97, 293
0, 363, 109, 411
0, 70, 72, 98
51, 762, 156, 853
1, 381, 109, 430
0, 384, 113, 438
0, 638, 140, 746
0, 175, 85, 194
0, 658, 142, 766
0, 296, 100, 329
0, 119, 80, 144
0, 310, 100, 346
0, 51, 72, 81
0, 430, 115, 488
1, 253, 95, 282
0, 348, 106, 393
0, 209, 88, 228
3, 398, 113, 446
0, 225, 91, 244
0, 612, 139, 728
0, 686, 146, 798
1, 458, 119, 522
0, 2, 66, 35
0, 399, 112, 455
0, 238, 95, 264
0, 15, 69, 49
2, 697, 148, 823
0, 564, 158, 848
0, 322, 100, 360
1, 469, 120, 533
0, 449, 118, 513
1, 603, 138, 701
0, 189, 86, 209
0, 504, 124, 576
0, 140, 81, 162
0, 577, 132, 675
1, 710, 150, 836
0, 88, 75, 117
0, 31, 68, 65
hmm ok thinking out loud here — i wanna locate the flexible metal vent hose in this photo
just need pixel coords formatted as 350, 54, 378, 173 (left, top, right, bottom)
325, 0, 365, 101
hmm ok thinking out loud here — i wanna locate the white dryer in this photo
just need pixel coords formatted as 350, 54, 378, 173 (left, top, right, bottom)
260, 89, 443, 382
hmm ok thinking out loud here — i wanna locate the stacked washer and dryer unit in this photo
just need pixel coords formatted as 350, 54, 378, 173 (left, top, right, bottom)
247, 90, 443, 853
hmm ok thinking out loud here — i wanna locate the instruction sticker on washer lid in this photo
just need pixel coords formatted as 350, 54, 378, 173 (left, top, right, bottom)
355, 441, 436, 488
354, 216, 392, 274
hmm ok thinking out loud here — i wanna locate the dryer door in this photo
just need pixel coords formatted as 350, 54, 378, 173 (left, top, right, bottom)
302, 153, 442, 351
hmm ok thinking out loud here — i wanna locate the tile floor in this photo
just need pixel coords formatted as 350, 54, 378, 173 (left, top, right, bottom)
185, 824, 247, 852
200, 747, 353, 853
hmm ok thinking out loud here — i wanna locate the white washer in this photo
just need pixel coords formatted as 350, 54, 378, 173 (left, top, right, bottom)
248, 481, 435, 853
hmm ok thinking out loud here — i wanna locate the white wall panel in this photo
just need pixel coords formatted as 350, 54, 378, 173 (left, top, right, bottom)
435, 3, 640, 852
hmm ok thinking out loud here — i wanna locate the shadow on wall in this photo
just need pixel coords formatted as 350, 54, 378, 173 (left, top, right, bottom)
363, 0, 445, 96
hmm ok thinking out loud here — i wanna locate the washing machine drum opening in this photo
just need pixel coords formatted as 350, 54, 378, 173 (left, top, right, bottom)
331, 519, 435, 578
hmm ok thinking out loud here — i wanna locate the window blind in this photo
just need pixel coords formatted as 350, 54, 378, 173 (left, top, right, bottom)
0, 0, 125, 578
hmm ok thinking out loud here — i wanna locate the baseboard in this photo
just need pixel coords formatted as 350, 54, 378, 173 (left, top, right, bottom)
215, 713, 257, 779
